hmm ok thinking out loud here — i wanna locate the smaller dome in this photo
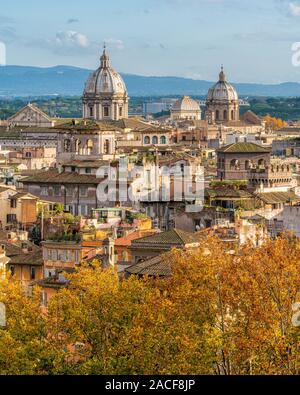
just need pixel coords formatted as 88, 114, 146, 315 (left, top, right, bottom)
207, 67, 238, 102
172, 96, 200, 112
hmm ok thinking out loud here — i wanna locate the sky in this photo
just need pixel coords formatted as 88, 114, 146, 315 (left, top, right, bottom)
1, 0, 300, 83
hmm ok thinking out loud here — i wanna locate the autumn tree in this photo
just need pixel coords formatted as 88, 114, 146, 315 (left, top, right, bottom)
1, 236, 300, 375
263, 115, 288, 131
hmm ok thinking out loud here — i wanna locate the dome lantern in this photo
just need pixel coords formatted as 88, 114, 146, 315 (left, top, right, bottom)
219, 65, 226, 82
100, 45, 110, 68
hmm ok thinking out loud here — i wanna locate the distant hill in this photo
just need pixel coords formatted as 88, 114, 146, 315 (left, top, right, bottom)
0, 65, 300, 97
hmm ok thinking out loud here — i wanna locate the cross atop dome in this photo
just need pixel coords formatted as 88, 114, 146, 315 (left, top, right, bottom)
219, 65, 226, 82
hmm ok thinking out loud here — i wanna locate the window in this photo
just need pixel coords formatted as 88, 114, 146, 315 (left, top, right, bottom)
160, 136, 167, 145
66, 187, 73, 197
152, 136, 158, 145
10, 199, 17, 209
86, 139, 94, 155
40, 186, 48, 196
80, 186, 88, 197
230, 159, 240, 170
64, 139, 71, 153
104, 139, 110, 155
54, 186, 61, 197
103, 106, 109, 117
216, 110, 220, 121
7, 214, 17, 224
245, 160, 252, 170
85, 168, 92, 174
79, 205, 88, 216
89, 106, 94, 117
223, 110, 227, 120
50, 250, 58, 261
75, 139, 81, 154
25, 152, 32, 158
9, 265, 15, 277
144, 136, 150, 145
30, 267, 36, 280
119, 107, 123, 117
58, 250, 67, 262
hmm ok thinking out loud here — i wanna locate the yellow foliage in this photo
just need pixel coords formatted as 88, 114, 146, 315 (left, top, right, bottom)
1, 236, 300, 374
263, 115, 288, 130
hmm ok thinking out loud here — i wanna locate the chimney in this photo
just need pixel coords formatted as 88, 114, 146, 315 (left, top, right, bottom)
21, 242, 32, 254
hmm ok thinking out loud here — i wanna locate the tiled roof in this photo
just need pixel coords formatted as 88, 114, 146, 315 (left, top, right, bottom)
0, 239, 43, 266
0, 186, 15, 194
115, 118, 167, 132
205, 188, 253, 199
125, 255, 171, 277
114, 230, 157, 247
9, 192, 38, 200
132, 228, 200, 247
255, 191, 300, 204
22, 169, 103, 185
35, 276, 69, 289
218, 142, 270, 154
63, 160, 111, 168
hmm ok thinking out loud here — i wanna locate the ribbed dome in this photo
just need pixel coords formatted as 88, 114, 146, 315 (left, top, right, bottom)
172, 96, 200, 111
207, 68, 238, 102
84, 48, 127, 96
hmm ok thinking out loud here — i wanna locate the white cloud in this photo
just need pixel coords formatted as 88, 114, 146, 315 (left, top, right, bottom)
25, 30, 96, 56
289, 2, 300, 16
55, 31, 90, 48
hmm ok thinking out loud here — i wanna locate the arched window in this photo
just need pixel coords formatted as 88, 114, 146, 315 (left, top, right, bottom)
160, 136, 166, 145
245, 160, 252, 170
75, 139, 81, 154
64, 139, 71, 153
86, 139, 94, 155
258, 159, 266, 168
230, 159, 240, 170
216, 110, 220, 121
144, 136, 150, 145
223, 110, 227, 120
152, 136, 158, 145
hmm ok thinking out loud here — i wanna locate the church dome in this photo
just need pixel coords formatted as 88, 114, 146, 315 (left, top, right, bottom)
207, 67, 238, 102
172, 96, 200, 112
84, 47, 127, 96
